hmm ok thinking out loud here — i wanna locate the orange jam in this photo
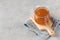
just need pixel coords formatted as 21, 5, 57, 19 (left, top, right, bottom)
34, 7, 51, 25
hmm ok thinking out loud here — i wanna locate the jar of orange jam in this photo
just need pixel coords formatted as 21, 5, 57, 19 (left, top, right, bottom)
34, 7, 52, 26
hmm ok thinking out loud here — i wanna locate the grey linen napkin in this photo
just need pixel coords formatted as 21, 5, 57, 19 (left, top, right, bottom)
24, 18, 60, 40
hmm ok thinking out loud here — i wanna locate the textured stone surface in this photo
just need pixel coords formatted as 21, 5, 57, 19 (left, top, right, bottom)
0, 0, 60, 40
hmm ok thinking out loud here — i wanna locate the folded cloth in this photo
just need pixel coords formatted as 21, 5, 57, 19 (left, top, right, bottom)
24, 17, 60, 40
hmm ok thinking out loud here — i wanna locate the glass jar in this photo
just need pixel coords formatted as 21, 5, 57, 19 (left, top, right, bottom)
34, 7, 52, 26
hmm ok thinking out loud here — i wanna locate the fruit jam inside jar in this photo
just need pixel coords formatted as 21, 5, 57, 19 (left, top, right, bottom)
34, 7, 51, 25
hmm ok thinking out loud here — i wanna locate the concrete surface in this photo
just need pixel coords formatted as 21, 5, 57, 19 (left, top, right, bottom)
0, 0, 60, 40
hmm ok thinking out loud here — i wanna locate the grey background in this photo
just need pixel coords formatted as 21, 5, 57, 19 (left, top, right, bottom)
0, 0, 60, 40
